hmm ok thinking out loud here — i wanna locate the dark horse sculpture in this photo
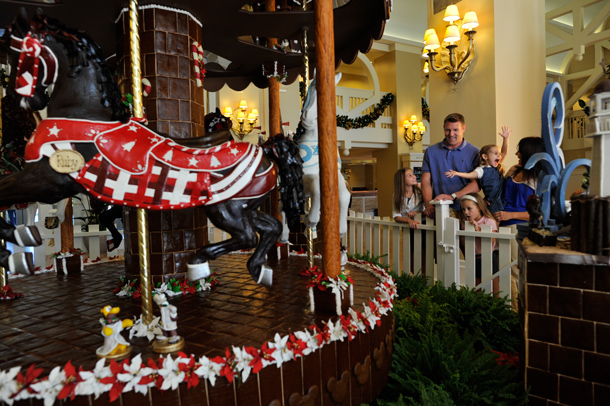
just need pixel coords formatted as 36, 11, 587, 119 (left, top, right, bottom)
2, 9, 303, 286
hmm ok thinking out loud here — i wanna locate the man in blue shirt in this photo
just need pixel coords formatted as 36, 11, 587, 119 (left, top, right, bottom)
422, 113, 480, 218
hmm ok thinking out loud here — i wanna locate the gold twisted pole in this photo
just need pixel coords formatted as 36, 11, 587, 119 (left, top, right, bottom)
129, 0, 152, 324
300, 0, 309, 108
306, 198, 314, 268
0, 87, 6, 288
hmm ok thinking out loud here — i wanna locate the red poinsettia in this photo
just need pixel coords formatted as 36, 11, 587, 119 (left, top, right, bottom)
491, 350, 519, 367
15, 364, 44, 396
211, 348, 236, 383
57, 361, 83, 401
179, 279, 196, 295
245, 342, 275, 374
137, 357, 164, 390
310, 324, 331, 347
287, 333, 308, 358
176, 352, 200, 389
340, 315, 357, 341
1, 285, 24, 300
99, 359, 129, 402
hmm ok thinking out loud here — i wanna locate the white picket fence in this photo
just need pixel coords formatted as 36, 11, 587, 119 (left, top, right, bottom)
345, 201, 517, 298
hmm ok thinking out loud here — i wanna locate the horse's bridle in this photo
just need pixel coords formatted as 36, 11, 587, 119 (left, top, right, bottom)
9, 30, 58, 98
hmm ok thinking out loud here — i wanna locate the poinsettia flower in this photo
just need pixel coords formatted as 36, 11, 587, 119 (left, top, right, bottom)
14, 364, 44, 400
129, 315, 161, 341
56, 361, 83, 401
310, 324, 331, 347
294, 330, 317, 355
269, 333, 292, 367
340, 315, 357, 341
194, 356, 221, 387
157, 355, 186, 391
29, 366, 64, 406
211, 348, 236, 383
118, 354, 154, 395
286, 333, 308, 359
0, 366, 20, 405
232, 346, 253, 382
245, 342, 275, 374
176, 354, 199, 389
348, 308, 368, 333
362, 300, 381, 328
326, 320, 345, 342
76, 358, 112, 399
99, 359, 129, 402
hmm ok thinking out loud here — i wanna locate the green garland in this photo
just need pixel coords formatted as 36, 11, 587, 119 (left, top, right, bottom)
336, 93, 394, 130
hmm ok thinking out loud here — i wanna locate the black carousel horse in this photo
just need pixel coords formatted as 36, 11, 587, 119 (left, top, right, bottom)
2, 9, 304, 286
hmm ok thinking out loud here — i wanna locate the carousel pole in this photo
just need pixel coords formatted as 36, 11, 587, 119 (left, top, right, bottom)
266, 0, 283, 259
314, 0, 340, 279
0, 86, 5, 289
301, 2, 315, 269
128, 0, 153, 325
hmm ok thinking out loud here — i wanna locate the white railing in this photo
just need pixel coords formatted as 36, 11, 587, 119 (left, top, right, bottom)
345, 201, 517, 298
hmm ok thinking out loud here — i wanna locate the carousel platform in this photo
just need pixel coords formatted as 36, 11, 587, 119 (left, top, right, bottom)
0, 253, 394, 406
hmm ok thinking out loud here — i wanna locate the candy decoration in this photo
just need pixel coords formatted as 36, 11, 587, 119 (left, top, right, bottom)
142, 78, 151, 97
192, 41, 205, 88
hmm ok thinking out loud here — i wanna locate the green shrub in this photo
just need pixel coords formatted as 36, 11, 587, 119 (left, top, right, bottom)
374, 274, 525, 406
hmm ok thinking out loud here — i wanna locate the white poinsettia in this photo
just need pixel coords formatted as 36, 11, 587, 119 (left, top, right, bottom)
29, 366, 64, 406
76, 358, 112, 399
232, 346, 253, 382
348, 308, 367, 332
0, 366, 20, 405
294, 330, 316, 355
269, 333, 292, 367
194, 356, 220, 387
117, 354, 154, 395
129, 315, 161, 341
361, 301, 381, 330
157, 355, 185, 391
327, 320, 345, 342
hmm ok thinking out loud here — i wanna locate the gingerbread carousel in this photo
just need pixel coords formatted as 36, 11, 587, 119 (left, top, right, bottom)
0, 1, 394, 405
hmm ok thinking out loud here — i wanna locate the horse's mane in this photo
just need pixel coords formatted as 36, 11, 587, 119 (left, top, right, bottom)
32, 13, 130, 123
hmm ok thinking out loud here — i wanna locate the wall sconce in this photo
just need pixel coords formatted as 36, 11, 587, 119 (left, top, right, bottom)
423, 4, 478, 84
403, 115, 425, 148
223, 100, 259, 140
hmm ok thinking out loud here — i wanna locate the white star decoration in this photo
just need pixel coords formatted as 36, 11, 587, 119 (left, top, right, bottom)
48, 124, 61, 137
188, 157, 198, 167
163, 150, 173, 161
128, 124, 139, 132
123, 141, 136, 152
230, 147, 239, 156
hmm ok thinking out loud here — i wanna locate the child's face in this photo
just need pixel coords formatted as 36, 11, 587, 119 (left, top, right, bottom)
404, 170, 418, 186
461, 200, 482, 221
482, 146, 501, 167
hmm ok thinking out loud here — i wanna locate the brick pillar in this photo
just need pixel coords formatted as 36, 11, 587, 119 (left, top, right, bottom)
116, 7, 208, 282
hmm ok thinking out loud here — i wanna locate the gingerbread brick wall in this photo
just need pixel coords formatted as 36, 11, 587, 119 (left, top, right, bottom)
520, 244, 610, 405
115, 6, 205, 138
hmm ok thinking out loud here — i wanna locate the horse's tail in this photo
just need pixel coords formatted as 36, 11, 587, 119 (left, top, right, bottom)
262, 135, 305, 229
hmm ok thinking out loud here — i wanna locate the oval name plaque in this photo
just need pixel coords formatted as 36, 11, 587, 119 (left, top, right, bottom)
49, 150, 85, 174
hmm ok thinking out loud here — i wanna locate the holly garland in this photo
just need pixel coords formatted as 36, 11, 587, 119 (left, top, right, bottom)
113, 273, 220, 298
0, 256, 395, 405
336, 93, 394, 130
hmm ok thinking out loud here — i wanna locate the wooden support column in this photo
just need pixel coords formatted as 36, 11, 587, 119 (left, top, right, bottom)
266, 0, 282, 259
314, 0, 340, 278
60, 198, 74, 253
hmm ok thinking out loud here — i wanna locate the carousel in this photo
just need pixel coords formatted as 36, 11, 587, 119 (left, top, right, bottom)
0, 1, 394, 405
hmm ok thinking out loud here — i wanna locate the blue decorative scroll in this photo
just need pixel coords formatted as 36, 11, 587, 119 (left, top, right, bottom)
525, 82, 591, 227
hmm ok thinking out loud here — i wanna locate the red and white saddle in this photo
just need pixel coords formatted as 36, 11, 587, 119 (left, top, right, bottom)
26, 118, 276, 209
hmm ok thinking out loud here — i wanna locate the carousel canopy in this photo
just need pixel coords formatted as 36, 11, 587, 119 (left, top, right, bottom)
0, 0, 391, 91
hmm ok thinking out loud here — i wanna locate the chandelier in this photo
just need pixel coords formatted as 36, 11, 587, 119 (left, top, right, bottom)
223, 100, 259, 140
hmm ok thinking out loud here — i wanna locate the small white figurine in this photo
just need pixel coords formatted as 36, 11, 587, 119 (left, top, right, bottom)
96, 305, 133, 358
153, 293, 180, 343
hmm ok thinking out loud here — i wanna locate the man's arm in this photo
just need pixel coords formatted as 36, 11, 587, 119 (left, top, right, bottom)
421, 172, 435, 218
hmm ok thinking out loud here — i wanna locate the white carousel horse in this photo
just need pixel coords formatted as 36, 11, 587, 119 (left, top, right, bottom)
293, 73, 350, 262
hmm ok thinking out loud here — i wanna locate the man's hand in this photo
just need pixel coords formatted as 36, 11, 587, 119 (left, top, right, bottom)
493, 211, 511, 222
424, 202, 435, 219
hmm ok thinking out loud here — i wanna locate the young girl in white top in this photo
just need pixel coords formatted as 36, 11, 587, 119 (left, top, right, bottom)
393, 168, 424, 229
459, 193, 499, 293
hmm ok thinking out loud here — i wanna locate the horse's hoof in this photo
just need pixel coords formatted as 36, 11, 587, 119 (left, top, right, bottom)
9, 253, 35, 276
187, 262, 211, 281
14, 225, 42, 247
256, 265, 273, 287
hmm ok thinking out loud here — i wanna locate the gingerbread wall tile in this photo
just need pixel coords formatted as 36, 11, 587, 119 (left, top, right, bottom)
168, 32, 189, 56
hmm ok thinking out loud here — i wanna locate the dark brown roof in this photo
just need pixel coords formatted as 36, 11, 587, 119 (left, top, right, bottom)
0, 0, 391, 90
593, 78, 610, 95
